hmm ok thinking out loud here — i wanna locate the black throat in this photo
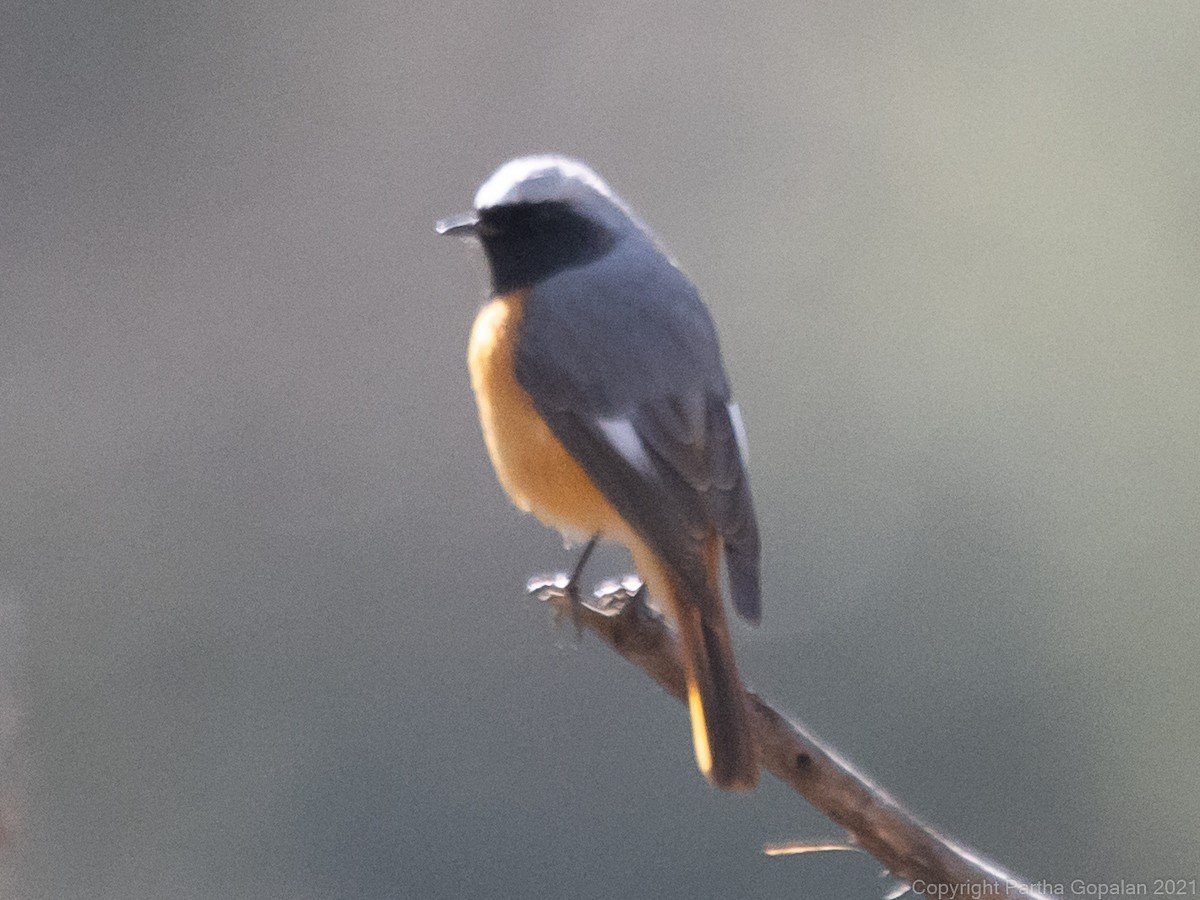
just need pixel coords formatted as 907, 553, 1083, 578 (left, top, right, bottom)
479, 201, 616, 294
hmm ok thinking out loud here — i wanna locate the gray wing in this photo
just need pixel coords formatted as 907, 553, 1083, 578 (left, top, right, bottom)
514, 245, 761, 622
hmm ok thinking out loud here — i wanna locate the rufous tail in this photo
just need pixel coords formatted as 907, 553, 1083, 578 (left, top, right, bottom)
673, 598, 758, 791
635, 534, 757, 792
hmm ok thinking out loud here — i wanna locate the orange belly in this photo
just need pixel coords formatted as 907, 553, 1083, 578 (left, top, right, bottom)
467, 290, 632, 545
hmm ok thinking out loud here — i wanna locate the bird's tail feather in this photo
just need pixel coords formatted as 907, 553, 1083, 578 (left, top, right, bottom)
638, 535, 758, 792
674, 600, 758, 791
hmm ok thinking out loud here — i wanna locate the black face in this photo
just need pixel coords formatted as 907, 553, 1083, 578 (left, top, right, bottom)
477, 200, 616, 294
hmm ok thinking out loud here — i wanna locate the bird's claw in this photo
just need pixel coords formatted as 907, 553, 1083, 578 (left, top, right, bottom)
527, 572, 646, 631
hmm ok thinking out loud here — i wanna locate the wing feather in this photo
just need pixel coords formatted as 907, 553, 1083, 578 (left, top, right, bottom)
515, 245, 761, 621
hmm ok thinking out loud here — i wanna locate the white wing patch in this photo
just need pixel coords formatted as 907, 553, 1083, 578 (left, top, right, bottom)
728, 403, 750, 465
596, 416, 654, 476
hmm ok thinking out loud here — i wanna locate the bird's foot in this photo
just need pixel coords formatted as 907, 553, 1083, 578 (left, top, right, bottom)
528, 572, 646, 632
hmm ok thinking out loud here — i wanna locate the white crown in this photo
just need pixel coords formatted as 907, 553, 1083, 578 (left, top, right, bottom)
474, 155, 618, 211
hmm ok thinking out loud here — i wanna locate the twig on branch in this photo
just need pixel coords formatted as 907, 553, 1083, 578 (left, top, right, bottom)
529, 574, 1051, 900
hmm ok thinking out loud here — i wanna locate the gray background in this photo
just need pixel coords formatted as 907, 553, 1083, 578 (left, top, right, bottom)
4, 2, 1198, 898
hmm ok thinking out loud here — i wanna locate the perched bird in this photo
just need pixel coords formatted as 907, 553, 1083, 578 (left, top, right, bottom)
439, 155, 762, 791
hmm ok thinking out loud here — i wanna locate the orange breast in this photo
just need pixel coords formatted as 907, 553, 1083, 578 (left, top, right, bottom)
467, 290, 631, 545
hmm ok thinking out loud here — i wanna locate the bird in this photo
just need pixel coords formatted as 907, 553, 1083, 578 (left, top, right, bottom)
438, 155, 762, 791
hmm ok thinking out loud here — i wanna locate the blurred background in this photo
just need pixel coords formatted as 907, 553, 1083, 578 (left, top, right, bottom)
4, 2, 1198, 897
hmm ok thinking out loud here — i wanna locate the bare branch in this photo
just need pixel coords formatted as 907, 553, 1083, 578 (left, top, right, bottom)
530, 575, 1051, 900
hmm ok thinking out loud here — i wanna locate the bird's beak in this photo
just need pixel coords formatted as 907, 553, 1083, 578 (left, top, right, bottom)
435, 212, 480, 237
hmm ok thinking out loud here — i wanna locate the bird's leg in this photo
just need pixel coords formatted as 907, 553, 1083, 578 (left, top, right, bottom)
564, 535, 599, 636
